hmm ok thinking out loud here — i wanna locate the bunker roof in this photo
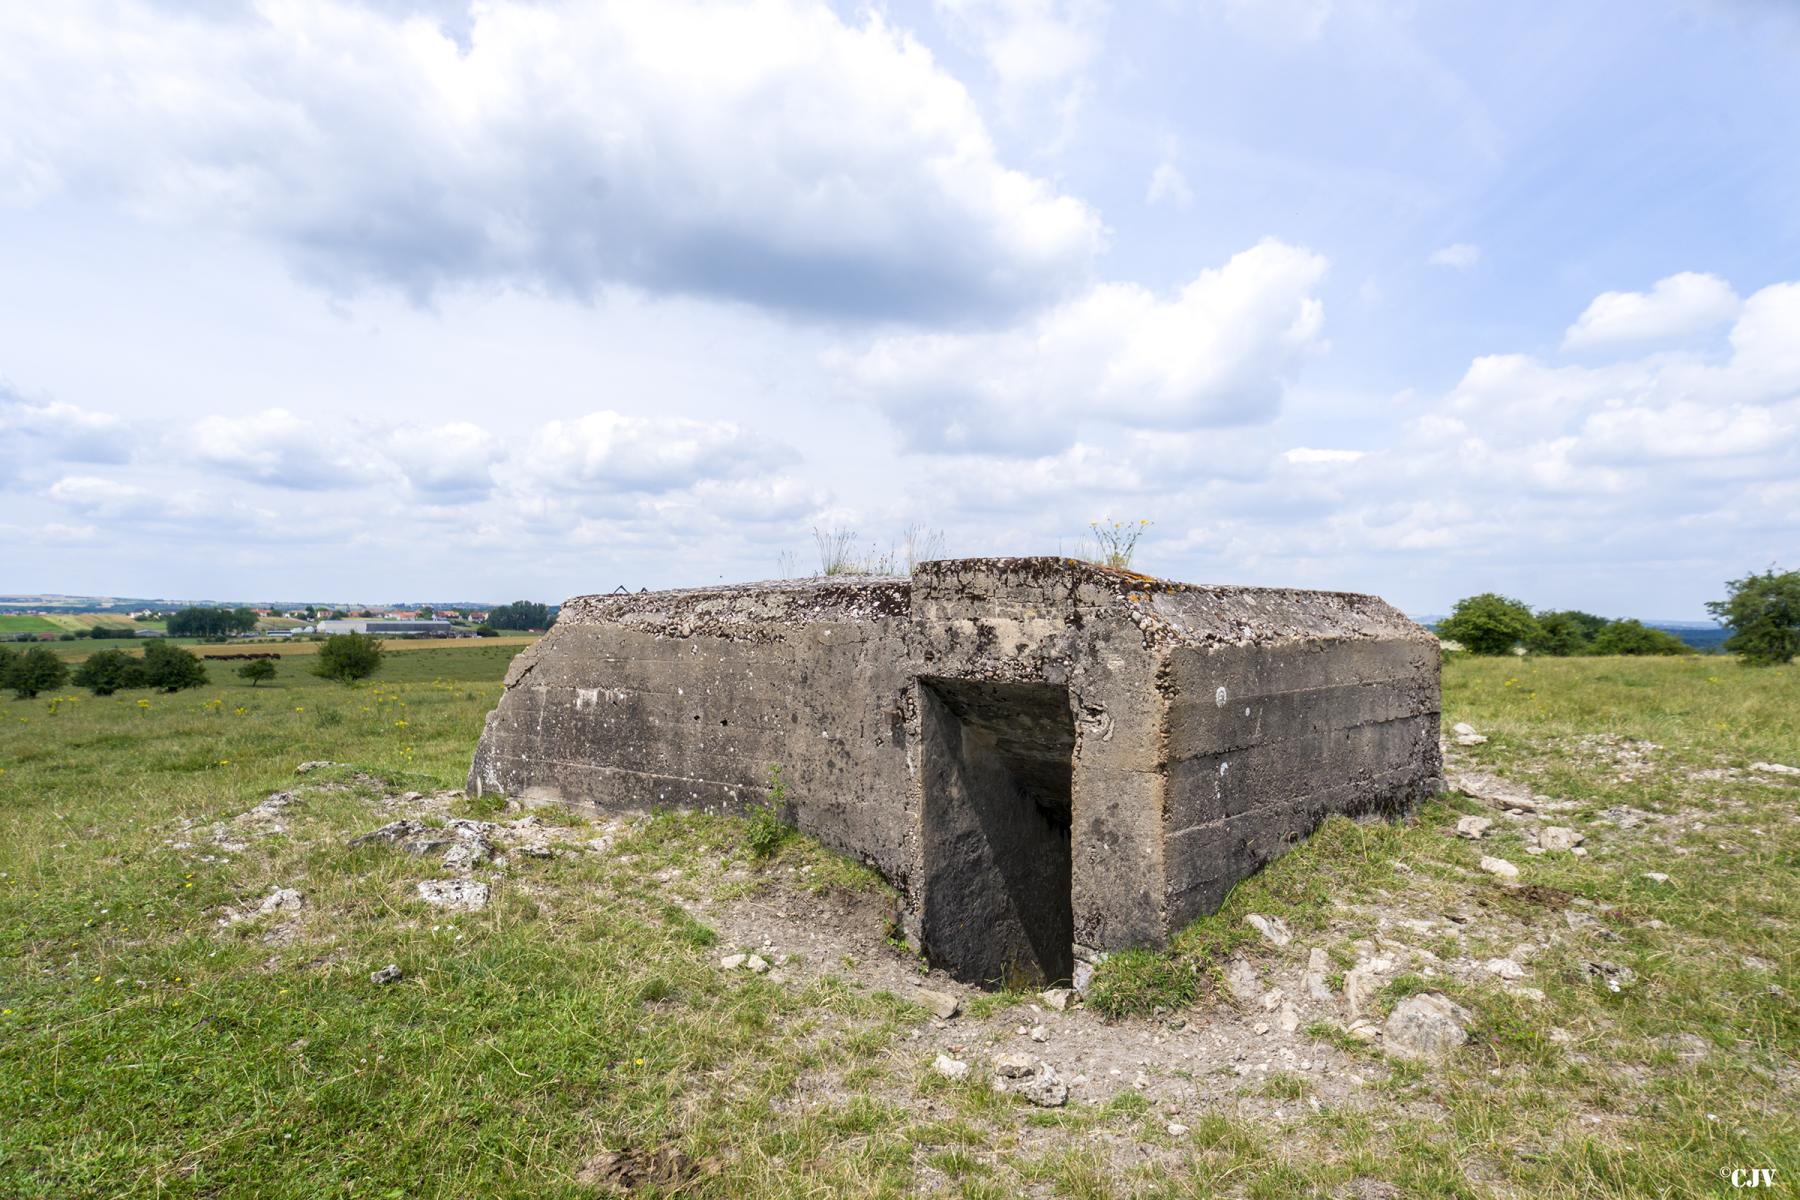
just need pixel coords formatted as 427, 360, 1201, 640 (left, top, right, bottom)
554, 557, 1430, 650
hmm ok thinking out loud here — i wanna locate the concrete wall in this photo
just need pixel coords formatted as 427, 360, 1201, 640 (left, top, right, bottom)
469, 558, 1442, 987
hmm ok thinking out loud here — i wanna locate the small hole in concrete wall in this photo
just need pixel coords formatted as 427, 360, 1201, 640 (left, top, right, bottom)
919, 677, 1075, 987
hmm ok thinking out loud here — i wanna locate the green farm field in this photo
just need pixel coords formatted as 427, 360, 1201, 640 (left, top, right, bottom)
0, 648, 1795, 1198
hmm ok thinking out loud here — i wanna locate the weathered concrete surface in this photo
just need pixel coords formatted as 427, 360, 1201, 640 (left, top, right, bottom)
470, 558, 1441, 985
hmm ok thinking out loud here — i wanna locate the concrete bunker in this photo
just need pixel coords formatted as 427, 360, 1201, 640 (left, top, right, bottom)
470, 557, 1443, 987
920, 677, 1075, 986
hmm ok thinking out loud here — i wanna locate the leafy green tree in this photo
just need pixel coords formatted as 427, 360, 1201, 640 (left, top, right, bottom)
1528, 609, 1607, 656
1589, 619, 1690, 656
1436, 594, 1541, 656
141, 641, 210, 692
72, 649, 148, 696
236, 659, 278, 687
1706, 568, 1800, 666
5, 646, 71, 699
314, 633, 384, 684
167, 606, 259, 638
485, 601, 552, 631
474, 625, 498, 638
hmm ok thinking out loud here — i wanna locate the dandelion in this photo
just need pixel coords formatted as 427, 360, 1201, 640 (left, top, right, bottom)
233, 706, 246, 716
294, 706, 305, 713
217, 760, 231, 767
394, 719, 408, 728
136, 699, 150, 711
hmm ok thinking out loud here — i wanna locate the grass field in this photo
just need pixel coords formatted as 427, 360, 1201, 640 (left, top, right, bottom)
37, 634, 538, 665
0, 649, 1795, 1198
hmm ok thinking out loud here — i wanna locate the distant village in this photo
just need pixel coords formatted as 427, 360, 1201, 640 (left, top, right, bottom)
0, 600, 557, 643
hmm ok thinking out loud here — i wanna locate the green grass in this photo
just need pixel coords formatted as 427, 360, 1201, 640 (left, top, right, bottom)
1, 650, 1796, 1197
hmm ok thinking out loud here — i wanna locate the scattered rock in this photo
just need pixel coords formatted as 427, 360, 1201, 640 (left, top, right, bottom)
1480, 856, 1519, 879
1029, 1024, 1050, 1043
256, 887, 304, 917
1245, 913, 1292, 947
416, 880, 489, 911
1040, 987, 1076, 1011
1303, 947, 1334, 1002
933, 1054, 969, 1080
1643, 871, 1671, 884
1750, 762, 1800, 776
993, 1052, 1036, 1078
1343, 965, 1382, 1018
916, 988, 960, 1021
999, 1063, 1069, 1107
1383, 993, 1472, 1060
1452, 723, 1489, 747
1483, 957, 1525, 980
442, 840, 489, 871
1537, 826, 1584, 852
1167, 1122, 1189, 1136
1346, 1020, 1381, 1042
745, 954, 771, 974
370, 963, 402, 985
350, 819, 454, 856
719, 953, 748, 970
1277, 1003, 1301, 1034
1583, 960, 1637, 992
294, 760, 347, 774
1455, 815, 1493, 840
1451, 770, 1543, 812
1223, 956, 1262, 1003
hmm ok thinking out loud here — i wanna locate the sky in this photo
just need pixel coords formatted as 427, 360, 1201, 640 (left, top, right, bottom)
1, 0, 1797, 616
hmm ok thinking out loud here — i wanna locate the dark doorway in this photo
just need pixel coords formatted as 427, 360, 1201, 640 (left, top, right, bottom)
919, 677, 1075, 986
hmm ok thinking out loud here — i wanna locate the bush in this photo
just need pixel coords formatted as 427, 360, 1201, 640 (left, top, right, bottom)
236, 659, 277, 687
486, 601, 552, 632
1436, 593, 1540, 655
1589, 619, 1690, 656
4, 646, 71, 699
1527, 609, 1607, 656
141, 641, 209, 692
474, 625, 498, 638
745, 764, 794, 859
72, 649, 148, 696
1707, 568, 1800, 666
313, 632, 384, 684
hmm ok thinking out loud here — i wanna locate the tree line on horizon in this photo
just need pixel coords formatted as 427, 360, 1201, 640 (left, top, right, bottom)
1438, 568, 1799, 666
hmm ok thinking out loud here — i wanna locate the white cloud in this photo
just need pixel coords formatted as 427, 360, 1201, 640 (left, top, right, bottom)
0, 393, 134, 483
1428, 242, 1480, 269
0, 0, 1104, 322
934, 0, 1105, 145
516, 411, 780, 494
832, 239, 1328, 454
46, 475, 149, 517
192, 409, 388, 490
1284, 447, 1365, 463
1146, 160, 1194, 209
1562, 271, 1741, 350
383, 422, 504, 501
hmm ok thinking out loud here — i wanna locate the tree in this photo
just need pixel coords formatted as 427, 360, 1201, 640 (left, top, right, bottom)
72, 649, 148, 696
167, 606, 258, 638
141, 641, 210, 692
1436, 594, 1541, 656
474, 625, 498, 638
314, 632, 384, 684
1528, 609, 1607, 656
1707, 568, 1800, 666
237, 659, 278, 687
1589, 619, 1690, 656
486, 601, 552, 631
5, 646, 70, 699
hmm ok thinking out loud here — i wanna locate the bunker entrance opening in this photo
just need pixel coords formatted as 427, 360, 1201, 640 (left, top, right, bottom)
919, 677, 1075, 987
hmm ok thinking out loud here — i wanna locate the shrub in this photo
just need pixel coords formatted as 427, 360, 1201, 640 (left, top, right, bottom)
71, 649, 147, 696
1528, 609, 1607, 656
1436, 593, 1540, 655
1085, 519, 1151, 571
236, 659, 277, 687
485, 601, 552, 631
746, 764, 794, 859
4, 646, 70, 699
141, 641, 209, 692
1707, 568, 1800, 666
313, 632, 384, 684
1589, 619, 1690, 656
474, 625, 498, 638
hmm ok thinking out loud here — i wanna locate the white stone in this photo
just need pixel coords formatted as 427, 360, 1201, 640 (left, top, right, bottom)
1643, 871, 1671, 884
916, 988, 960, 1020
1455, 816, 1492, 840
933, 1054, 969, 1080
1040, 987, 1076, 1011
1383, 994, 1471, 1060
256, 887, 305, 917
1452, 722, 1479, 737
1223, 956, 1262, 1003
1537, 826, 1584, 852
1303, 947, 1333, 1002
1277, 1003, 1301, 1034
1167, 1122, 1189, 1136
415, 880, 489, 911
1483, 957, 1525, 980
1343, 965, 1381, 1017
719, 953, 748, 970
745, 954, 770, 974
1455, 733, 1489, 746
1750, 762, 1800, 776
1480, 856, 1519, 878
1029, 1024, 1049, 1043
1245, 913, 1292, 947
